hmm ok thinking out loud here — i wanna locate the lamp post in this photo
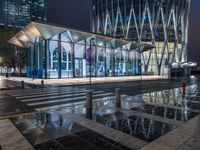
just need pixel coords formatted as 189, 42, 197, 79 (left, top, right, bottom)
141, 63, 143, 81
89, 38, 95, 86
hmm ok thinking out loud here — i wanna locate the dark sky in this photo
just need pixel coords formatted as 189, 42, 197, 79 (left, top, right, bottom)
188, 1, 200, 62
48, 0, 200, 62
47, 0, 90, 31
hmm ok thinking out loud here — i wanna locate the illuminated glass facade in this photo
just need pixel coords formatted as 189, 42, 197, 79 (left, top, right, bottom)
9, 22, 153, 79
26, 36, 141, 78
91, 0, 191, 76
0, 0, 47, 28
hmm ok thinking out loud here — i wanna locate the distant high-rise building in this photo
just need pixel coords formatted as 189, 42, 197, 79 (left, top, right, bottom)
91, 0, 191, 76
0, 0, 47, 28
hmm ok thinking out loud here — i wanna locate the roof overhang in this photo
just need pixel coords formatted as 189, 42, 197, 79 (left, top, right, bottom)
9, 21, 154, 52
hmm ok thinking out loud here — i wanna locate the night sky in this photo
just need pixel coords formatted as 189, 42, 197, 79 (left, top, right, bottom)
48, 0, 200, 62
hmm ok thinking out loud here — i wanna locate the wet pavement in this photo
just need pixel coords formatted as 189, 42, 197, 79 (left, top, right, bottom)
72, 78, 195, 95
121, 85, 200, 122
10, 112, 135, 150
0, 119, 34, 150
87, 109, 176, 142
0, 77, 200, 149
0, 91, 34, 119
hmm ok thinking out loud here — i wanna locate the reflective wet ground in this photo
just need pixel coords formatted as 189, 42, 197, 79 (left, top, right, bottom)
90, 109, 176, 142
1, 77, 200, 149
11, 112, 132, 150
48, 84, 200, 142
121, 85, 200, 122
53, 106, 177, 142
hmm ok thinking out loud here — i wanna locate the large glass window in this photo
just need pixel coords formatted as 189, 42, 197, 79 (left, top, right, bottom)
26, 33, 144, 79
26, 46, 33, 78
106, 48, 113, 76
47, 40, 59, 78
129, 51, 141, 75
61, 42, 73, 78
74, 43, 86, 77
37, 41, 45, 78
115, 49, 123, 76
96, 47, 105, 77
26, 41, 45, 78
86, 45, 96, 77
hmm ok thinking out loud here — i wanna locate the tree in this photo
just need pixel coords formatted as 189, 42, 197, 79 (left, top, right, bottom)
0, 28, 26, 76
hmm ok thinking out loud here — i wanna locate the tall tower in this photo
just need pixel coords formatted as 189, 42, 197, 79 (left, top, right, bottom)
91, 0, 191, 76
0, 0, 47, 29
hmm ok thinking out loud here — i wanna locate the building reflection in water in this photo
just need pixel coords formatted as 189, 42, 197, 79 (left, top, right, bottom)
11, 107, 176, 142
121, 85, 199, 122
91, 109, 176, 142
13, 85, 199, 143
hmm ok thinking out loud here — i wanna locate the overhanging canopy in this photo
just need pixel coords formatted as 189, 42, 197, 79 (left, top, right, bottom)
9, 21, 154, 51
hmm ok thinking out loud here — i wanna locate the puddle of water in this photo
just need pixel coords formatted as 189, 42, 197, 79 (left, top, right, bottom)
30, 85, 200, 143
55, 106, 176, 142
10, 112, 131, 150
142, 104, 199, 122
95, 113, 176, 142
93, 109, 175, 142
121, 86, 200, 122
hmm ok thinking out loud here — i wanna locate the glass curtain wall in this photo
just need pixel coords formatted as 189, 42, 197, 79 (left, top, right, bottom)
27, 41, 45, 78
75, 43, 86, 77
27, 34, 141, 79
61, 42, 73, 78
47, 38, 59, 78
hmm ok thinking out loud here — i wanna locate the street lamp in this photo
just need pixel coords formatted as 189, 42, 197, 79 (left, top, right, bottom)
141, 62, 143, 81
89, 38, 95, 86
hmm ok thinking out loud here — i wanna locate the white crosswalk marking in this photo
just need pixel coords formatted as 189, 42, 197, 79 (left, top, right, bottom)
35, 96, 115, 112
27, 93, 114, 106
6, 87, 116, 111
10, 88, 87, 97
16, 90, 88, 99
21, 91, 104, 102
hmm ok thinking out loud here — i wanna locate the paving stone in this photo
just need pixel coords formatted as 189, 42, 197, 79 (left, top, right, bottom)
0, 119, 34, 150
177, 137, 200, 150
140, 143, 172, 150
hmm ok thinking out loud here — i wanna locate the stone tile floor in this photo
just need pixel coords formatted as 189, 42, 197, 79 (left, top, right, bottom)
10, 112, 139, 150
51, 84, 200, 149
0, 77, 200, 149
0, 119, 34, 150
141, 114, 200, 150
1, 111, 200, 150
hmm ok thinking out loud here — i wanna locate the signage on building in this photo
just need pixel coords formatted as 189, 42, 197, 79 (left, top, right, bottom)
87, 48, 92, 65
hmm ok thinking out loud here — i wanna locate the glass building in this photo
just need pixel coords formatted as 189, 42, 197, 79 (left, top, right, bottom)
90, 0, 191, 76
9, 22, 153, 79
0, 0, 47, 28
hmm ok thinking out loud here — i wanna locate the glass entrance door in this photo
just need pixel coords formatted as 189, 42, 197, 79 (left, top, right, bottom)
75, 59, 83, 77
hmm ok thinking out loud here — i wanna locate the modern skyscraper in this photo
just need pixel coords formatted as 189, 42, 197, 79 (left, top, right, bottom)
91, 0, 191, 76
0, 0, 47, 28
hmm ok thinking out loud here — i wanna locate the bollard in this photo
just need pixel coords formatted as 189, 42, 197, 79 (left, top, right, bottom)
115, 88, 121, 108
21, 81, 24, 89
86, 91, 93, 119
86, 91, 92, 110
41, 80, 44, 88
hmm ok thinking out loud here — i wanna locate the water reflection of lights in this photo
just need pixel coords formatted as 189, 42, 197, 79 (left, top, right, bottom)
121, 86, 200, 122
94, 113, 176, 142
